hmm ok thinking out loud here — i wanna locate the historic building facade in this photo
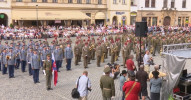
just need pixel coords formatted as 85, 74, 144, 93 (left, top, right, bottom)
0, 0, 131, 27
136, 0, 191, 26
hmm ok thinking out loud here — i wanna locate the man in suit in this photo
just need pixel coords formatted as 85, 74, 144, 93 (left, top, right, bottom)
43, 54, 53, 90
100, 66, 115, 100
65, 43, 73, 71
31, 49, 41, 84
20, 46, 27, 72
6, 48, 16, 78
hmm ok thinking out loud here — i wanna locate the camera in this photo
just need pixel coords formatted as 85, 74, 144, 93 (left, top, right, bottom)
87, 88, 92, 92
159, 65, 162, 69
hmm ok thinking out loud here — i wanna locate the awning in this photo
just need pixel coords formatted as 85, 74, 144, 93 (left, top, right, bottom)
12, 9, 90, 20
95, 12, 105, 19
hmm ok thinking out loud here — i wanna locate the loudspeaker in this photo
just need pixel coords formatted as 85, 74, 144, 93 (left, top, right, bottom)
135, 22, 148, 37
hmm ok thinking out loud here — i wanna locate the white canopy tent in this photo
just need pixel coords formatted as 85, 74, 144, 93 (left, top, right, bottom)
161, 43, 191, 100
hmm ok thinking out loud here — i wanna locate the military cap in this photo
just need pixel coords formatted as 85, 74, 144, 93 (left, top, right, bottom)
104, 67, 111, 73
9, 47, 13, 49
5, 41, 8, 44
46, 54, 51, 57
39, 40, 41, 41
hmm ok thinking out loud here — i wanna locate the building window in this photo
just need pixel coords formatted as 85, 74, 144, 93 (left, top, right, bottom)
86, 0, 91, 4
131, 1, 134, 5
32, 0, 37, 2
86, 13, 91, 17
16, 0, 22, 2
68, 0, 72, 3
145, 0, 149, 7
98, 0, 102, 4
151, 0, 155, 7
163, 0, 168, 8
185, 17, 189, 26
122, 0, 126, 4
142, 17, 147, 22
0, 0, 5, 1
152, 17, 157, 26
42, 0, 47, 2
171, 0, 175, 8
52, 0, 57, 3
77, 0, 82, 3
182, 0, 186, 8
113, 0, 117, 4
178, 17, 181, 26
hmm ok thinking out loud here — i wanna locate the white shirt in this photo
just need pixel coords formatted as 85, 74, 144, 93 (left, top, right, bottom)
143, 54, 150, 65
76, 75, 91, 97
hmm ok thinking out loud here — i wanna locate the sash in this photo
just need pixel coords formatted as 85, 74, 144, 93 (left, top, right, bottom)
125, 82, 137, 99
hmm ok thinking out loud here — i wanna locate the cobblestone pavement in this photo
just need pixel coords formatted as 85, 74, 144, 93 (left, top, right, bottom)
0, 37, 190, 100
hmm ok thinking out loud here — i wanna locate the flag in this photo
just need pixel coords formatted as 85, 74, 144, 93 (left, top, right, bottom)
52, 53, 58, 86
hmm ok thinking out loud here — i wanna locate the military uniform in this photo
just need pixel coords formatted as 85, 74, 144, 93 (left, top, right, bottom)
1, 50, 7, 74
122, 43, 130, 67
110, 42, 116, 64
27, 48, 33, 76
31, 51, 41, 83
53, 47, 62, 72
6, 48, 16, 78
100, 67, 115, 100
82, 44, 90, 68
74, 42, 80, 65
43, 58, 52, 90
20, 47, 27, 72
96, 43, 102, 67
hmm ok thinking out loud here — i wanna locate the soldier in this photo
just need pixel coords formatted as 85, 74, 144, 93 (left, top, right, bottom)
43, 54, 53, 90
96, 42, 102, 67
31, 49, 41, 84
64, 43, 73, 71
20, 46, 27, 72
82, 43, 90, 69
110, 41, 116, 64
41, 46, 48, 67
6, 48, 16, 78
90, 40, 96, 60
116, 39, 121, 58
105, 39, 110, 58
13, 45, 19, 70
151, 36, 158, 56
122, 42, 130, 67
53, 45, 62, 72
27, 48, 33, 76
101, 41, 107, 61
74, 41, 80, 66
1, 49, 7, 75
100, 66, 115, 100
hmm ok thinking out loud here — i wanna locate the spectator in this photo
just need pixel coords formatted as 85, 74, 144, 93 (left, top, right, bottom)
136, 65, 149, 100
119, 70, 127, 100
112, 64, 120, 79
150, 71, 162, 100
76, 71, 91, 100
143, 50, 152, 74
149, 65, 166, 79
100, 67, 115, 100
126, 55, 136, 75
123, 73, 141, 100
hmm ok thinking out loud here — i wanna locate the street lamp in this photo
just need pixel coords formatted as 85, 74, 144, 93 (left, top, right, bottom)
36, 5, 39, 29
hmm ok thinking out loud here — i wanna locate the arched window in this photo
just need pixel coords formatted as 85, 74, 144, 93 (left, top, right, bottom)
98, 0, 102, 4
151, 0, 155, 7
145, 0, 149, 7
52, 0, 57, 3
